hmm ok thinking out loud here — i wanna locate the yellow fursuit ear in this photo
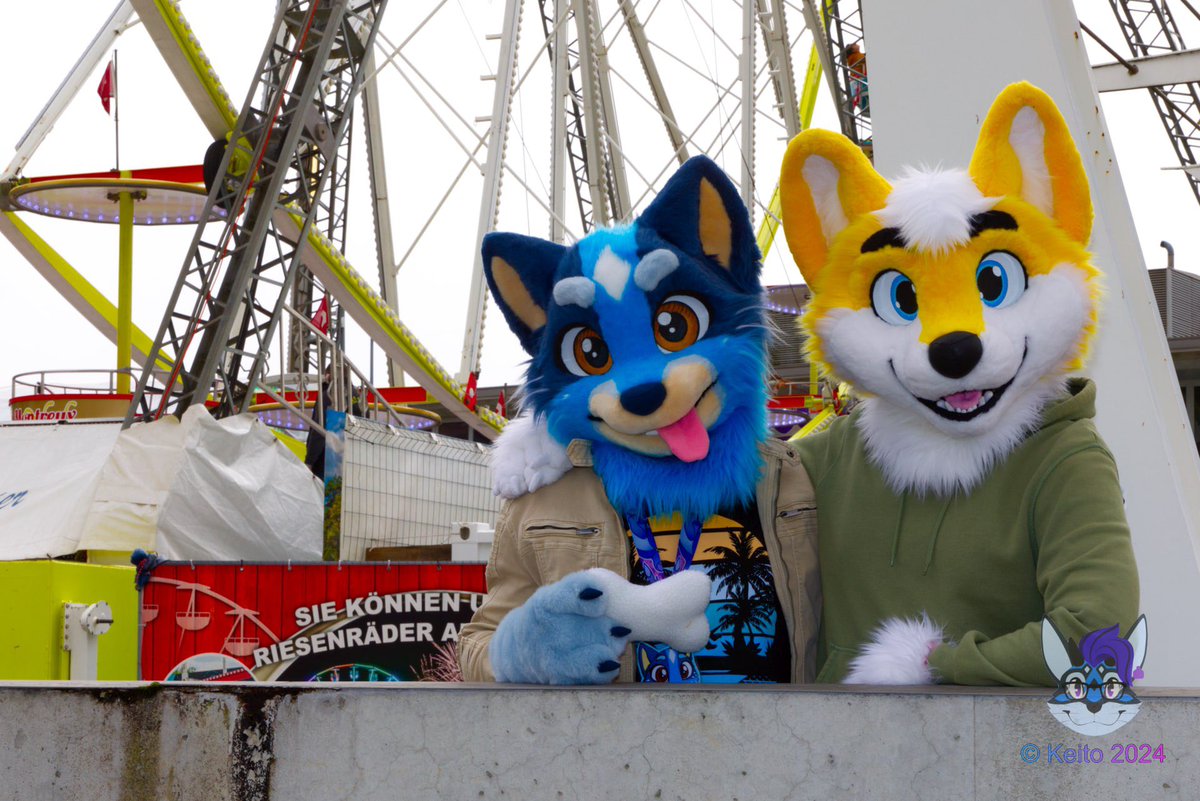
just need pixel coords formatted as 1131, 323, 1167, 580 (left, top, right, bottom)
968, 82, 1093, 245
779, 129, 891, 288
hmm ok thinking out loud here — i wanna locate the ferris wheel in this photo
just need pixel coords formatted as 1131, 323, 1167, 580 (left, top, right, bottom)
1, 0, 870, 436
7, 0, 1200, 440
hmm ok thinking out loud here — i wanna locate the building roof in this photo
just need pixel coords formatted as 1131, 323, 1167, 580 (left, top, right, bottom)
1149, 268, 1200, 340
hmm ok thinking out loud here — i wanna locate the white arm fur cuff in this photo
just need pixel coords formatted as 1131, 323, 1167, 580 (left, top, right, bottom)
490, 412, 573, 499
843, 614, 945, 685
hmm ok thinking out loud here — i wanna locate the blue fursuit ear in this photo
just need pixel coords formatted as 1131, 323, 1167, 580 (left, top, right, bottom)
482, 232, 568, 355
637, 155, 760, 294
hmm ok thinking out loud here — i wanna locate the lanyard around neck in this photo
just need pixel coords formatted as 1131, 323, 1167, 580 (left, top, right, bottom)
625, 515, 703, 583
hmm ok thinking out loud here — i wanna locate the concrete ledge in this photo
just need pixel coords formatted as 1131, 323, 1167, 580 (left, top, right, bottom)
1, 683, 1196, 801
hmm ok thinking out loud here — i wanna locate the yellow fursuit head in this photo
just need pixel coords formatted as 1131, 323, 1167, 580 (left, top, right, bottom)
779, 82, 1101, 495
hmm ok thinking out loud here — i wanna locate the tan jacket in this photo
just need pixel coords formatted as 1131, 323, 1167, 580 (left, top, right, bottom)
458, 437, 821, 683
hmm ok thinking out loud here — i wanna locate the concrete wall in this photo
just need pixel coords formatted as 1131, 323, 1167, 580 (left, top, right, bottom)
0, 683, 1195, 801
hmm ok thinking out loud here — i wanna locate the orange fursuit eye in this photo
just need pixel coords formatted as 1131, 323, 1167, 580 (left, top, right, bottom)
654, 297, 707, 352
571, 327, 612, 375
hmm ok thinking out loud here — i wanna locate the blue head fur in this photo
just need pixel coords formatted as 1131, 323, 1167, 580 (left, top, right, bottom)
483, 156, 767, 521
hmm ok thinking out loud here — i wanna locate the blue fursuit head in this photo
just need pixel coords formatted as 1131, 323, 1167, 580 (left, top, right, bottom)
483, 156, 769, 522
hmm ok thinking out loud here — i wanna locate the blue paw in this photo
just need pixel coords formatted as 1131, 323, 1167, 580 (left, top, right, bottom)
490, 570, 634, 684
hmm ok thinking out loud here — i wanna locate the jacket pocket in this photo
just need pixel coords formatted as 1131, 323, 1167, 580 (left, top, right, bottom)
523, 520, 613, 583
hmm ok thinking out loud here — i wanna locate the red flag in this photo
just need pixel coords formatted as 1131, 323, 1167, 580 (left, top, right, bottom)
497, 389, 507, 419
463, 372, 478, 412
311, 296, 330, 335
97, 60, 115, 115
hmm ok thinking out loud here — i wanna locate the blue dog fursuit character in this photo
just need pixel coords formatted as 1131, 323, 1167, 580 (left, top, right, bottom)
481, 156, 770, 684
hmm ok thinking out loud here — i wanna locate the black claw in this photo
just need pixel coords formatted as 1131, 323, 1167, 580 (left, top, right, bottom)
578, 587, 603, 601
611, 626, 631, 637
598, 660, 620, 673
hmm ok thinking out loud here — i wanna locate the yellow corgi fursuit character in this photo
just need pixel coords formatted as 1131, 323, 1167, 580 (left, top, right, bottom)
779, 82, 1140, 685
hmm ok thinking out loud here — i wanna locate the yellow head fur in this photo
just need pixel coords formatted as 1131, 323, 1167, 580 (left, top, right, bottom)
780, 82, 1100, 384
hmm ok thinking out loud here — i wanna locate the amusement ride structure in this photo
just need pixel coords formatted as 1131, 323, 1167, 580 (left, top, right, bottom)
2, 0, 1200, 682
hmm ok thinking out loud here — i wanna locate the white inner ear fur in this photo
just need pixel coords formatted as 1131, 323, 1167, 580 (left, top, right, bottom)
1042, 619, 1074, 679
801, 155, 850, 245
875, 167, 994, 255
553, 276, 595, 308
1010, 106, 1052, 216
633, 249, 679, 292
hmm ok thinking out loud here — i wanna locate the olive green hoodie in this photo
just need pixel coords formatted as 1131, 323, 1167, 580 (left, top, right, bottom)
796, 378, 1139, 686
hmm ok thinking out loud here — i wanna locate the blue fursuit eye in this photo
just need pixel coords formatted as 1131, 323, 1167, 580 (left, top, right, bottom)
976, 251, 1026, 308
870, 270, 918, 325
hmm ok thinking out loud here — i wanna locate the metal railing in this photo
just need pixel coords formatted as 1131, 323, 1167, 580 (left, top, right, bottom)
11, 368, 134, 398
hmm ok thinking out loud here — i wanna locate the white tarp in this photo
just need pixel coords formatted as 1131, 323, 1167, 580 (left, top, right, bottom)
0, 422, 121, 559
0, 408, 322, 561
155, 408, 322, 560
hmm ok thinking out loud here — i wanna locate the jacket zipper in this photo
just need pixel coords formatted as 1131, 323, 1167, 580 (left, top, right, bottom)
528, 524, 600, 536
778, 506, 815, 519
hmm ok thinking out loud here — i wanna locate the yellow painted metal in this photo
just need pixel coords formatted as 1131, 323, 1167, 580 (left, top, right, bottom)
285, 210, 506, 433
2, 212, 167, 370
269, 428, 308, 462
0, 561, 138, 680
755, 44, 825, 259
117, 183, 134, 394
789, 405, 837, 441
147, 0, 239, 130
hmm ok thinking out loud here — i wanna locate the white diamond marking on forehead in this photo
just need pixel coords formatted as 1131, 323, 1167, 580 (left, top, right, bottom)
592, 246, 632, 301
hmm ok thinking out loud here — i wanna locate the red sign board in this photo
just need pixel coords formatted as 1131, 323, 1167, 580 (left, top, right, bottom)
140, 562, 486, 683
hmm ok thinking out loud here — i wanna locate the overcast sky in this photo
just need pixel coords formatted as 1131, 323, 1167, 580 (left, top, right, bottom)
1, 0, 1197, 415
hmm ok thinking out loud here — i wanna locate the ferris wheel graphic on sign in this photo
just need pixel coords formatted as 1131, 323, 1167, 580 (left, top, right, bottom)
145, 577, 283, 657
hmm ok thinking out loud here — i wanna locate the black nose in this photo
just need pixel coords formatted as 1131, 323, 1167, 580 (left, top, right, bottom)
928, 332, 983, 379
621, 382, 667, 416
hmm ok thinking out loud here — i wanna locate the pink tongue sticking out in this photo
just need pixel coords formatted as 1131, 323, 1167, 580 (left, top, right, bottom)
656, 408, 710, 462
943, 390, 983, 412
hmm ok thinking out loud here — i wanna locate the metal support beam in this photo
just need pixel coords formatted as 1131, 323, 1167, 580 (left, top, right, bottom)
127, 0, 389, 423
130, 0, 239, 136
1093, 47, 1200, 91
0, 212, 161, 369
571, 0, 612, 225
459, 0, 522, 381
758, 0, 802, 138
6, 1, 135, 178
741, 0, 757, 218
593, 9, 631, 220
550, 0, 569, 242
619, 0, 690, 164
117, 190, 134, 394
361, 49, 403, 385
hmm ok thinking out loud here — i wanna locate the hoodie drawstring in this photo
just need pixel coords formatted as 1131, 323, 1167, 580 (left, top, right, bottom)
889, 493, 907, 567
923, 497, 952, 575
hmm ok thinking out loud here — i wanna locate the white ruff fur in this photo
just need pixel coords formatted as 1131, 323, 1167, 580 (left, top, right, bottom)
844, 614, 945, 685
490, 412, 572, 499
856, 379, 1064, 497
875, 168, 995, 255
